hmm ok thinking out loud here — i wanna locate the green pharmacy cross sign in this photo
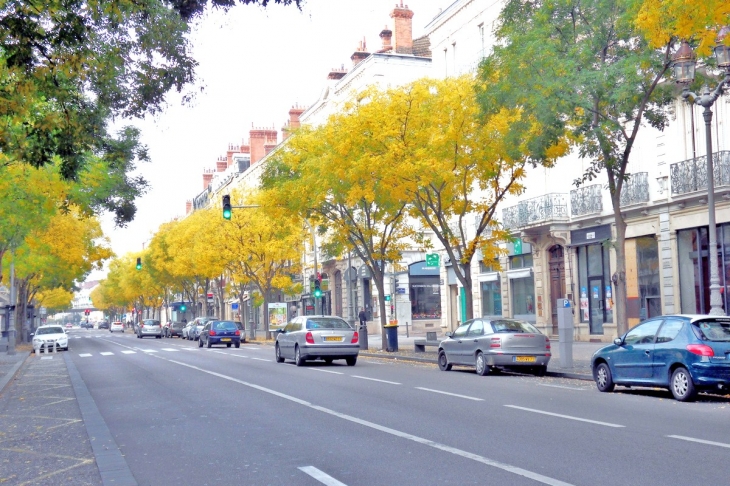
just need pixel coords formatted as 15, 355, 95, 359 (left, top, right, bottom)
425, 253, 440, 267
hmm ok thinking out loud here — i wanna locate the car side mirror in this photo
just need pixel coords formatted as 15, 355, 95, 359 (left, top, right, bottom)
445, 332, 453, 338
276, 329, 285, 334
613, 337, 623, 346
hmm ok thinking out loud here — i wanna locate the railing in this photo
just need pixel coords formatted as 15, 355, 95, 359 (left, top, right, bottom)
570, 184, 603, 216
620, 172, 649, 207
501, 193, 569, 231
192, 187, 211, 211
670, 151, 730, 196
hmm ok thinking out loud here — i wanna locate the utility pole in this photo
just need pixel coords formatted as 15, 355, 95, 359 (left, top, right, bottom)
7, 259, 16, 355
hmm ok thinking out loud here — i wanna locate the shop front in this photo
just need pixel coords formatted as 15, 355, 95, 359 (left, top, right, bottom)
571, 224, 613, 335
678, 224, 730, 314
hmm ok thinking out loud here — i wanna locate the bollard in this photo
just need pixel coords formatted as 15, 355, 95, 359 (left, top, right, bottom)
50, 341, 55, 353
33, 341, 42, 355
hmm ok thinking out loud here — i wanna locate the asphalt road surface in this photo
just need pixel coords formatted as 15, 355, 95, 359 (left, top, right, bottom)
66, 329, 730, 486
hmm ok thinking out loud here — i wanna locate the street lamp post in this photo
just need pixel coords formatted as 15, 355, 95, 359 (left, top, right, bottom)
672, 34, 730, 316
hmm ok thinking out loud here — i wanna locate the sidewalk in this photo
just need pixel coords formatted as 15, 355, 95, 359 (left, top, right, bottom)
359, 330, 603, 381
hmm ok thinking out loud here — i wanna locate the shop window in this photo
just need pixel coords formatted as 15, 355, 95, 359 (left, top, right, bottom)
481, 280, 502, 317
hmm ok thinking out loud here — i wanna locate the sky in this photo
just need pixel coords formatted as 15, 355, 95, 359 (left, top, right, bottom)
92, 0, 447, 281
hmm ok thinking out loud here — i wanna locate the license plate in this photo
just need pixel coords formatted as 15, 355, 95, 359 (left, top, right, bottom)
324, 336, 343, 342
514, 356, 536, 363
221, 338, 231, 342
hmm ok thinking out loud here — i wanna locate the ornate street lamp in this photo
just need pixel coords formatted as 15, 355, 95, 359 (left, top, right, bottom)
672, 32, 730, 316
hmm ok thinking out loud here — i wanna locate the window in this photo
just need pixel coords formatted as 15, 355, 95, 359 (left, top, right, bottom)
480, 258, 501, 273
694, 319, 730, 342
624, 319, 662, 345
453, 322, 470, 338
491, 319, 539, 334
509, 254, 533, 269
467, 320, 484, 337
306, 317, 352, 330
481, 280, 502, 317
656, 319, 684, 343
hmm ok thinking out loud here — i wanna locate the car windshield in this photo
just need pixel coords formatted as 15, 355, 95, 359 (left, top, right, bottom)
694, 319, 730, 342
213, 321, 238, 331
305, 318, 352, 330
491, 319, 539, 334
36, 327, 64, 335
173, 323, 185, 328
143, 320, 160, 326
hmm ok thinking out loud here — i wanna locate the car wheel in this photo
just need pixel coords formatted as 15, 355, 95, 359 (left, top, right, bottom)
594, 362, 615, 392
226, 343, 231, 348
156, 335, 161, 339
438, 351, 452, 371
323, 358, 333, 365
345, 356, 357, 366
137, 334, 141, 339
533, 366, 547, 377
294, 346, 305, 367
275, 344, 284, 363
234, 342, 240, 348
671, 367, 697, 402
476, 352, 490, 376
206, 338, 212, 348
198, 337, 203, 348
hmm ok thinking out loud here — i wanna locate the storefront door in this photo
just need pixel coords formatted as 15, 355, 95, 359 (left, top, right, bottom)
588, 277, 604, 334
549, 245, 565, 335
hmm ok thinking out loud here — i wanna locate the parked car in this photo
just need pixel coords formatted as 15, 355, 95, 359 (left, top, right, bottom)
110, 321, 124, 333
188, 317, 217, 341
97, 321, 109, 330
437, 318, 551, 376
182, 321, 194, 340
234, 321, 247, 343
31, 325, 69, 352
592, 315, 730, 401
275, 315, 359, 366
199, 320, 242, 348
136, 319, 163, 339
165, 322, 185, 338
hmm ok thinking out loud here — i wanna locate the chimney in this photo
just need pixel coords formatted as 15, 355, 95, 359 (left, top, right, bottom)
226, 143, 239, 168
351, 37, 369, 67
202, 169, 214, 190
264, 143, 276, 155
185, 200, 192, 214
282, 105, 306, 141
327, 64, 348, 80
391, 2, 414, 54
216, 155, 227, 172
380, 25, 393, 51
250, 126, 278, 164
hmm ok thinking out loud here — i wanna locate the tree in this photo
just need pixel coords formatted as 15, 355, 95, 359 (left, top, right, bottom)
36, 287, 74, 316
477, 0, 729, 335
261, 91, 420, 349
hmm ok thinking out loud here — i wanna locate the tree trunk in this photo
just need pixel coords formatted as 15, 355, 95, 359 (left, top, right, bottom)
371, 271, 388, 350
611, 192, 629, 337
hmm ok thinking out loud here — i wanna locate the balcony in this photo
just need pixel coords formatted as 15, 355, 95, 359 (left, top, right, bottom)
570, 184, 603, 217
670, 151, 730, 196
501, 193, 569, 231
619, 172, 649, 207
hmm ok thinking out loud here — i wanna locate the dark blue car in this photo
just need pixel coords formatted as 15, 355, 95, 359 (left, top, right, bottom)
198, 320, 242, 348
591, 315, 730, 401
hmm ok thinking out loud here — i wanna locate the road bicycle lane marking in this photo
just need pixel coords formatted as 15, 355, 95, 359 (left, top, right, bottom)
298, 466, 347, 486
155, 355, 572, 486
415, 387, 483, 401
667, 435, 730, 449
504, 405, 624, 428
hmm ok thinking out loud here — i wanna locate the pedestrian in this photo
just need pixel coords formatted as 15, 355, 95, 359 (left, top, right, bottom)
358, 308, 367, 328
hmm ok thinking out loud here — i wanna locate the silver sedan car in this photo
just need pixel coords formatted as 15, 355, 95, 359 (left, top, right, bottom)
438, 318, 551, 376
275, 315, 359, 366
136, 319, 162, 339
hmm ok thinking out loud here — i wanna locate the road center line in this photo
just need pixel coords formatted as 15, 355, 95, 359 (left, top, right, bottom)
667, 435, 730, 449
308, 369, 344, 375
415, 387, 483, 401
156, 356, 572, 486
352, 376, 400, 385
250, 357, 269, 362
504, 405, 624, 428
537, 384, 585, 391
298, 466, 347, 486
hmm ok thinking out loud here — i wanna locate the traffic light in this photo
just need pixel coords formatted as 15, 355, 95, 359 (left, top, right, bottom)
222, 195, 232, 220
84, 309, 90, 316
313, 279, 322, 298
136, 257, 142, 270
180, 304, 186, 312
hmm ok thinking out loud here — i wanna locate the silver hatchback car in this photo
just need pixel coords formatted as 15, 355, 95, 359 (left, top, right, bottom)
275, 315, 359, 366
438, 318, 551, 376
137, 319, 162, 339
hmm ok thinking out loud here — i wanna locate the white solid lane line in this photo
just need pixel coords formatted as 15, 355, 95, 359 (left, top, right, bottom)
250, 357, 269, 362
161, 348, 179, 352
537, 384, 585, 391
352, 376, 400, 385
156, 356, 573, 486
504, 405, 624, 428
308, 369, 344, 375
298, 466, 347, 486
415, 387, 483, 401
667, 435, 730, 449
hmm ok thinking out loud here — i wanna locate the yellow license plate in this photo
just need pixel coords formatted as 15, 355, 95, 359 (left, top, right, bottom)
221, 338, 231, 342
324, 336, 343, 342
514, 356, 536, 363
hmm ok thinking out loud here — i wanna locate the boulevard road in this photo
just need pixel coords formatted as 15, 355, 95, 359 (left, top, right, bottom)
66, 329, 730, 486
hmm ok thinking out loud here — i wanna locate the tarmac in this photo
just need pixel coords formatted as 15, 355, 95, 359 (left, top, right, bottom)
0, 332, 603, 485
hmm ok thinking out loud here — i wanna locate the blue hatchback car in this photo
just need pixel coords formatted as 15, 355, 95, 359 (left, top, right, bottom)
591, 315, 730, 401
198, 320, 242, 348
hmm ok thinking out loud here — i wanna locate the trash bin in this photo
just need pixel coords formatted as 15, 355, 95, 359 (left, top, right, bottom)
359, 323, 368, 350
384, 325, 398, 352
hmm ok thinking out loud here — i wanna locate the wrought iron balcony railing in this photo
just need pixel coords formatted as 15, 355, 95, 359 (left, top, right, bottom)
501, 193, 569, 231
570, 184, 603, 216
670, 150, 730, 196
620, 172, 649, 207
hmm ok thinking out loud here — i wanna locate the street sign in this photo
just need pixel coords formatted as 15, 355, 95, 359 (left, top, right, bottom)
396, 287, 406, 294
425, 253, 440, 267
207, 292, 214, 303
231, 303, 239, 310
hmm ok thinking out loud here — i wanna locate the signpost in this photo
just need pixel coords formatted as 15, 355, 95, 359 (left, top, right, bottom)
425, 253, 440, 267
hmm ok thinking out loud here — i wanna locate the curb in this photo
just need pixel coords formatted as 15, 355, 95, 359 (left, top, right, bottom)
0, 352, 30, 394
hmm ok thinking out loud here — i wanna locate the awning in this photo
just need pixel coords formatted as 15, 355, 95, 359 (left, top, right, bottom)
507, 268, 532, 280
477, 272, 500, 283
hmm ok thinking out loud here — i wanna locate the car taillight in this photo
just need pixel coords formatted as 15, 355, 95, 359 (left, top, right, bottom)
306, 332, 314, 344
209, 330, 216, 336
351, 331, 359, 343
687, 344, 714, 357
490, 337, 501, 348
234, 330, 240, 336
545, 337, 551, 349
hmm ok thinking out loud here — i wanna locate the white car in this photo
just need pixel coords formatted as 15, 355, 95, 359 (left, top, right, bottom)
110, 321, 124, 332
31, 325, 69, 352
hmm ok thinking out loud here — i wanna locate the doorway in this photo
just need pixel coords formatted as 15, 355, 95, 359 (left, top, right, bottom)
549, 245, 566, 335
588, 277, 605, 334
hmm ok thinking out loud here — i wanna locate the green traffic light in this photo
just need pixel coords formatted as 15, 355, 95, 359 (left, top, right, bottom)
314, 288, 322, 298
136, 257, 142, 270
222, 195, 232, 220
223, 208, 232, 220
180, 304, 186, 312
